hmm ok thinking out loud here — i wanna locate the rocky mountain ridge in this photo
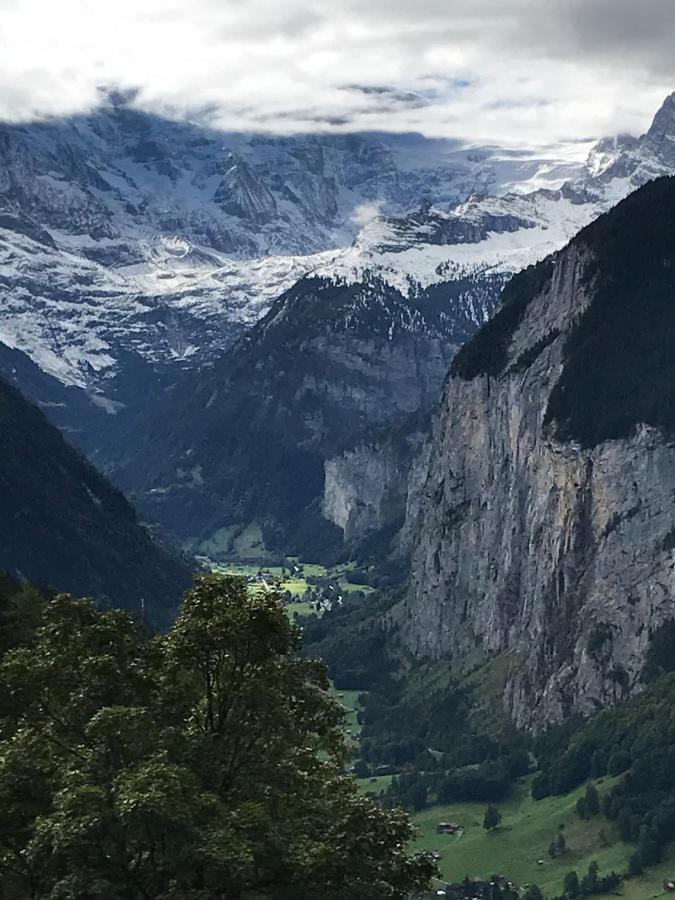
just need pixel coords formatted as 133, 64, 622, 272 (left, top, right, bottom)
3, 93, 674, 456
1, 92, 675, 565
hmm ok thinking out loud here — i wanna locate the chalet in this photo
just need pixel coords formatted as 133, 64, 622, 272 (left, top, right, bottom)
437, 822, 462, 835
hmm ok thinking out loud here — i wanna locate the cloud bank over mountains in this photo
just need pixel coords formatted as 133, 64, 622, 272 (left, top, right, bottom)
0, 0, 673, 150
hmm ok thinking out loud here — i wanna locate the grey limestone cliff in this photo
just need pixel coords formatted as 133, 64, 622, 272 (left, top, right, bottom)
399, 178, 675, 731
322, 431, 427, 545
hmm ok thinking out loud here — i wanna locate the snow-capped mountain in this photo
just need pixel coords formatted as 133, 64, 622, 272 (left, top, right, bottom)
1, 90, 674, 453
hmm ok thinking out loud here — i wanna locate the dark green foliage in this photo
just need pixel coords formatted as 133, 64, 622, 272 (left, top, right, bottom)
576, 784, 600, 819
576, 797, 589, 819
0, 377, 191, 625
545, 176, 675, 447
523, 885, 544, 900
533, 672, 675, 867
361, 675, 473, 771
628, 851, 644, 875
505, 747, 532, 778
560, 860, 624, 898
586, 623, 613, 658
531, 726, 595, 799
301, 591, 397, 690
0, 575, 435, 898
439, 760, 512, 804
575, 784, 599, 820
563, 870, 580, 897
451, 257, 554, 379
608, 664, 630, 694
0, 571, 49, 659
483, 804, 502, 831
642, 619, 675, 682
398, 776, 428, 812
353, 758, 370, 778
303, 595, 528, 806
585, 783, 600, 815
606, 748, 632, 776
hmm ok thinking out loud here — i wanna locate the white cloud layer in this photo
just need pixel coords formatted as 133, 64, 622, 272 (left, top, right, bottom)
0, 0, 673, 150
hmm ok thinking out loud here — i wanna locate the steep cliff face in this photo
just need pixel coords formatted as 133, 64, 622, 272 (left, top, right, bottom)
400, 177, 675, 731
322, 428, 427, 545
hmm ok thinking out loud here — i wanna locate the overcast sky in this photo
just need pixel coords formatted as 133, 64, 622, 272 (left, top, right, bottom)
1, 0, 673, 152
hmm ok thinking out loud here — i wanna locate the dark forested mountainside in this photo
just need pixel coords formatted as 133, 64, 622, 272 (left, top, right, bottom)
0, 376, 191, 623
452, 176, 675, 446
544, 176, 675, 446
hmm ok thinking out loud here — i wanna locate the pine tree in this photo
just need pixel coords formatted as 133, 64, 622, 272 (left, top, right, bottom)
563, 870, 580, 898
483, 804, 502, 831
585, 783, 600, 815
576, 796, 589, 819
523, 886, 544, 900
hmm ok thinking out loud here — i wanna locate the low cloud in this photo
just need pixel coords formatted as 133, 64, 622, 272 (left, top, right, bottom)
0, 0, 672, 151
350, 201, 384, 227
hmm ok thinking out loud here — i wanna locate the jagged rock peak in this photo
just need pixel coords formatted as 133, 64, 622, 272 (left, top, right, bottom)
647, 90, 675, 141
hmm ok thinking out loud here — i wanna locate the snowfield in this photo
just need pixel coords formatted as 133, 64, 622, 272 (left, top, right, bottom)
1, 91, 674, 399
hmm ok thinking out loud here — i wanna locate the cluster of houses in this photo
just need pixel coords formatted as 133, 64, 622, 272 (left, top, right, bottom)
436, 875, 518, 900
245, 571, 276, 585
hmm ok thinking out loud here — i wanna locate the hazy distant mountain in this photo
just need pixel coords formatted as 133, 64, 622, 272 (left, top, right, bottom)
109, 272, 491, 557
1, 90, 674, 559
0, 90, 594, 442
1, 94, 673, 447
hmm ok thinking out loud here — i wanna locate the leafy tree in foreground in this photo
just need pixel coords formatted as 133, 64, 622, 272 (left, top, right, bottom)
0, 574, 435, 899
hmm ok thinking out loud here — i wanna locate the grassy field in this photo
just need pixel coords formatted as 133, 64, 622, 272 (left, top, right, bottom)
330, 686, 363, 749
618, 852, 675, 900
356, 774, 394, 796
407, 775, 675, 899
198, 523, 275, 561
285, 600, 315, 617
197, 526, 373, 597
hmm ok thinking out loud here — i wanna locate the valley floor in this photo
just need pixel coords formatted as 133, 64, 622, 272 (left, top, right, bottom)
210, 560, 374, 616
360, 774, 675, 900
208, 562, 675, 900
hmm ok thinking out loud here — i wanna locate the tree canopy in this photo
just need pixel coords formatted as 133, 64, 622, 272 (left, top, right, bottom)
0, 573, 434, 899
